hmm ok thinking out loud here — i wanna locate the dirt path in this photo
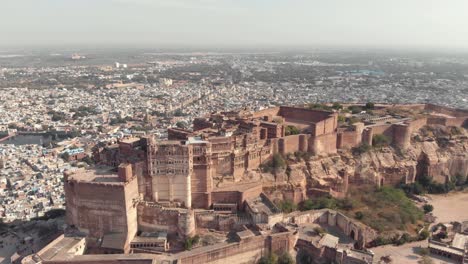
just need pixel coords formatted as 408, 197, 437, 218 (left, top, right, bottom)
427, 191, 468, 223
372, 240, 457, 264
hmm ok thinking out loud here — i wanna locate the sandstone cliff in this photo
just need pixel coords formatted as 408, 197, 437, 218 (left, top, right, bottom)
259, 126, 467, 198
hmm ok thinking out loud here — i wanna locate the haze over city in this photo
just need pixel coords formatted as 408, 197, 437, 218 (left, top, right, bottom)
1, 0, 468, 51
1, 1, 468, 264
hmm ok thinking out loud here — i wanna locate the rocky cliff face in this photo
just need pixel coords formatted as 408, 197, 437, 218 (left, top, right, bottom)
282, 128, 468, 196
309, 129, 468, 192
245, 126, 467, 198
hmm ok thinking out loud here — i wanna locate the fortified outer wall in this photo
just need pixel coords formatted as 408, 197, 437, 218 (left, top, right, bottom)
310, 118, 338, 137
64, 173, 139, 252
309, 133, 337, 155
337, 130, 359, 149
195, 211, 220, 230
251, 107, 281, 119
178, 231, 295, 264
368, 124, 393, 139
42, 231, 295, 264
284, 209, 377, 248
283, 187, 306, 204
43, 256, 154, 264
424, 104, 468, 117
362, 128, 373, 146
137, 203, 195, 237
278, 106, 335, 124
393, 124, 411, 149
427, 117, 447, 126
445, 117, 468, 127
408, 118, 428, 133
211, 184, 263, 210
278, 135, 301, 155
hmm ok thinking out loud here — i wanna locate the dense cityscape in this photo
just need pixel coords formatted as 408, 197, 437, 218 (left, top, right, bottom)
0, 49, 467, 264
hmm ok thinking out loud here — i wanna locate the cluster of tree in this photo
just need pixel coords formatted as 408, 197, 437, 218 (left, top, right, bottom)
399, 173, 467, 195
372, 134, 391, 147
331, 102, 343, 110
109, 116, 132, 125
284, 125, 300, 136
173, 109, 188, 117
347, 105, 363, 114
184, 235, 200, 250
151, 110, 167, 117
350, 134, 391, 155
7, 123, 19, 129
351, 143, 372, 155
423, 204, 434, 214
48, 110, 67, 122
345, 102, 374, 115
258, 252, 295, 264
71, 105, 98, 119
307, 103, 332, 111
372, 229, 430, 247
291, 151, 312, 162
176, 121, 188, 129
260, 154, 286, 173
275, 200, 297, 213
300, 196, 356, 211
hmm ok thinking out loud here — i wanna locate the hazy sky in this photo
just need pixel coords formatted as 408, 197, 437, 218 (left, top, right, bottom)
1, 0, 468, 50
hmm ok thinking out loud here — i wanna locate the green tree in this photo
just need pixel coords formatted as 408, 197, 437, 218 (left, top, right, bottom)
301, 196, 338, 211
276, 200, 297, 213
176, 121, 187, 129
453, 173, 467, 186
174, 109, 186, 116
372, 134, 391, 147
332, 102, 343, 110
285, 125, 300, 136
258, 253, 279, 264
423, 204, 434, 214
365, 102, 375, 109
355, 211, 364, 220
348, 105, 363, 114
352, 143, 371, 155
298, 250, 313, 264
184, 235, 200, 250
337, 115, 346, 123
272, 154, 286, 170
418, 230, 430, 240
278, 252, 295, 264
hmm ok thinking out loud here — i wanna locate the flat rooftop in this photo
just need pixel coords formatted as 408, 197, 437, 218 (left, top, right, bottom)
67, 166, 123, 185
246, 194, 280, 215
36, 235, 85, 261
120, 137, 142, 144
451, 233, 468, 250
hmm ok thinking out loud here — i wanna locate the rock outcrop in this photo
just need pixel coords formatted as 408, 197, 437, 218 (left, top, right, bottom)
287, 129, 467, 196
243, 126, 467, 198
